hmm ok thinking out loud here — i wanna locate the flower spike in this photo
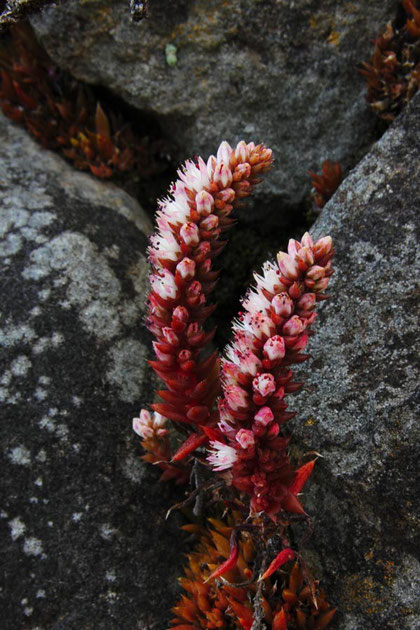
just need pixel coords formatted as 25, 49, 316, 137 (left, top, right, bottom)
138, 140, 273, 466
208, 232, 334, 518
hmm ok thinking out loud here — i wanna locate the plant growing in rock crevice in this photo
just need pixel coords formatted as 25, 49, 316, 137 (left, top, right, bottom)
0, 23, 167, 179
133, 140, 335, 628
308, 161, 342, 210
360, 0, 420, 121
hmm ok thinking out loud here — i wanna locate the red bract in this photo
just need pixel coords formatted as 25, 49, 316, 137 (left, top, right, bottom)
207, 232, 334, 519
137, 140, 273, 465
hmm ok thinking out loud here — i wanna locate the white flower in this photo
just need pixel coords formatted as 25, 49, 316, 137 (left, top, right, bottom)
207, 441, 238, 471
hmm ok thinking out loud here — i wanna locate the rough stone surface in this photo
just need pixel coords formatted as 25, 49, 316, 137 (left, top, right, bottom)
31, 0, 395, 215
0, 113, 184, 629
292, 94, 420, 628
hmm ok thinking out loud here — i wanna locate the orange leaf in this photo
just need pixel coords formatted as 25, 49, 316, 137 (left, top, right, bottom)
272, 608, 287, 630
94, 102, 111, 139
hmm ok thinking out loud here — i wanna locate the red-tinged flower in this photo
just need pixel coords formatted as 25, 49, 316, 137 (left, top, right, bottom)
141, 140, 273, 464
207, 232, 334, 519
132, 409, 189, 484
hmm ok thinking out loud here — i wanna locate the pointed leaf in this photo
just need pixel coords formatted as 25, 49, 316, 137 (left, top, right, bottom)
95, 102, 111, 139
290, 459, 316, 495
260, 548, 295, 580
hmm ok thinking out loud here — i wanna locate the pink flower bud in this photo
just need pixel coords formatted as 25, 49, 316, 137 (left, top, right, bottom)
313, 278, 329, 292
236, 428, 255, 449
133, 416, 154, 439
217, 140, 233, 164
296, 293, 316, 311
176, 257, 196, 279
287, 239, 300, 257
195, 190, 214, 216
234, 162, 251, 180
254, 406, 274, 426
150, 270, 178, 300
277, 251, 300, 280
297, 246, 314, 266
313, 235, 333, 258
282, 315, 305, 336
216, 188, 236, 203
200, 214, 219, 231
172, 305, 189, 322
272, 293, 294, 317
206, 154, 217, 178
263, 335, 286, 361
235, 140, 248, 163
162, 327, 179, 346
226, 385, 248, 410
253, 373, 276, 397
214, 162, 233, 188
306, 265, 326, 280
301, 232, 314, 248
180, 222, 200, 246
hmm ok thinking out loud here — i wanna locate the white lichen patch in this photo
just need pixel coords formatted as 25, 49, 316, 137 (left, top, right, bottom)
99, 524, 117, 541
39, 416, 55, 432
9, 445, 31, 466
36, 589, 46, 599
106, 338, 147, 403
9, 516, 26, 541
11, 355, 32, 376
105, 569, 116, 582
72, 512, 83, 523
0, 323, 36, 348
32, 333, 64, 355
23, 537, 44, 557
23, 232, 125, 342
34, 477, 43, 487
34, 388, 48, 401
35, 449, 47, 463
122, 453, 147, 485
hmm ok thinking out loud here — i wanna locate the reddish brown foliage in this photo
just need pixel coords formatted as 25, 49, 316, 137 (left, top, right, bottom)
308, 161, 342, 209
0, 23, 166, 179
360, 0, 420, 121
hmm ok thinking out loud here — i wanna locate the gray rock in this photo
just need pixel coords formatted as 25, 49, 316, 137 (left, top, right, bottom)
31, 0, 396, 216
292, 93, 420, 628
0, 113, 183, 629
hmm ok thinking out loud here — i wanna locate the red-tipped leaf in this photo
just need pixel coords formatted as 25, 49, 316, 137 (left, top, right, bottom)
260, 548, 295, 580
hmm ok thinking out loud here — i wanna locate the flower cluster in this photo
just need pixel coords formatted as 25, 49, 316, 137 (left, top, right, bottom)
308, 160, 342, 209
360, 0, 420, 121
133, 139, 336, 626
171, 516, 336, 630
141, 139, 273, 464
207, 233, 334, 519
132, 409, 189, 484
0, 24, 166, 179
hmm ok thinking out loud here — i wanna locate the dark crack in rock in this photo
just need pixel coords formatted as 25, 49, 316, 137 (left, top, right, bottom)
31, 0, 395, 217
0, 113, 184, 629
291, 93, 420, 629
